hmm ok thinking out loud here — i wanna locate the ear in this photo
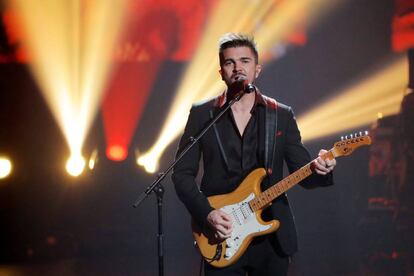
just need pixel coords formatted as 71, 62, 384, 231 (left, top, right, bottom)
255, 64, 262, 79
219, 69, 224, 80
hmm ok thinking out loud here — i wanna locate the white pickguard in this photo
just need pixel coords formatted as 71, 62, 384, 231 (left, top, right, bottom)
220, 193, 271, 260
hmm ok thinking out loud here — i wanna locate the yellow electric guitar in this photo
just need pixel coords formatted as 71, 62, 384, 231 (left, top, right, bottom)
192, 133, 371, 268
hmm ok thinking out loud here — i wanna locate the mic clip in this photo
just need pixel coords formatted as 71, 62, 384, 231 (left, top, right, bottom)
244, 83, 256, 94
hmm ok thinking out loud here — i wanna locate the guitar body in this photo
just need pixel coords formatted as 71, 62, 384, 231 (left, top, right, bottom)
192, 168, 280, 268
191, 133, 371, 268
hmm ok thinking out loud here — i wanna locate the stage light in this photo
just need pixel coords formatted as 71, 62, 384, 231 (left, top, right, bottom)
138, 0, 340, 173
297, 57, 407, 141
137, 154, 158, 174
0, 157, 12, 179
107, 145, 127, 161
6, 0, 128, 171
102, 1, 212, 167
66, 154, 86, 177
88, 149, 98, 170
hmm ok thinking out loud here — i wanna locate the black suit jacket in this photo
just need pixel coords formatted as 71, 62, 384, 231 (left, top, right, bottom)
172, 91, 333, 256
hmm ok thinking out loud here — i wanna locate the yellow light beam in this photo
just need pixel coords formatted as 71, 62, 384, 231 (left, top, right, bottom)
255, 0, 342, 52
7, 0, 128, 174
138, 0, 270, 173
138, 0, 340, 173
297, 57, 408, 141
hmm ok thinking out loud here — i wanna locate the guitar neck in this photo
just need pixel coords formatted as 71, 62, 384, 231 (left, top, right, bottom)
249, 149, 335, 212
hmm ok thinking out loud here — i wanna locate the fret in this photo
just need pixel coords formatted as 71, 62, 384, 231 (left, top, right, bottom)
250, 200, 257, 212
264, 192, 269, 202
254, 199, 261, 210
283, 178, 290, 190
249, 149, 339, 211
250, 162, 313, 210
274, 185, 280, 195
267, 191, 272, 200
268, 189, 276, 199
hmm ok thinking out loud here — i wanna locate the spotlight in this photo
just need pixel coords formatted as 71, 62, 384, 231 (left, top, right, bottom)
7, 0, 128, 173
137, 152, 158, 174
88, 149, 98, 170
0, 157, 12, 179
106, 145, 127, 161
66, 154, 85, 177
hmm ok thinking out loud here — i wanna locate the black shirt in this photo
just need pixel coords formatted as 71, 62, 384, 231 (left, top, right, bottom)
220, 95, 264, 190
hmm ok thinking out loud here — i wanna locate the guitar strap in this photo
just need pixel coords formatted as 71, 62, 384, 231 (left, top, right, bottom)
264, 103, 278, 180
210, 109, 230, 171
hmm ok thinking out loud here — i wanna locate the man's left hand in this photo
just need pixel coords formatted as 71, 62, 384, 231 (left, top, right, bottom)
313, 149, 336, 175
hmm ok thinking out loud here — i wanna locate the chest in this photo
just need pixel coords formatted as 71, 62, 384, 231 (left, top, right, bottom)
231, 109, 252, 137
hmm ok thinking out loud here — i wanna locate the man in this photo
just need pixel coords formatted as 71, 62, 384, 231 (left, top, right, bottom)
172, 33, 336, 276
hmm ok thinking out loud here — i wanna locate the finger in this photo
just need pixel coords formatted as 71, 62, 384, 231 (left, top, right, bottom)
319, 156, 335, 170
221, 214, 233, 222
326, 159, 337, 167
213, 214, 232, 227
318, 149, 328, 156
208, 210, 229, 224
216, 222, 233, 233
324, 159, 336, 173
313, 160, 329, 175
315, 159, 329, 172
219, 221, 233, 232
215, 231, 230, 240
316, 169, 328, 175
314, 168, 328, 175
217, 210, 232, 222
216, 212, 233, 231
315, 156, 326, 166
215, 225, 232, 237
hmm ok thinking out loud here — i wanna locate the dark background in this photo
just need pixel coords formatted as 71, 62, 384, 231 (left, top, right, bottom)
1, 0, 411, 275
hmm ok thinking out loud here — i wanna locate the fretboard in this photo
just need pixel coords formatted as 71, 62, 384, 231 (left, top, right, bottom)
249, 150, 334, 212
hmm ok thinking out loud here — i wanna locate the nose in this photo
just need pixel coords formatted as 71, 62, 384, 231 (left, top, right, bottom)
233, 61, 241, 72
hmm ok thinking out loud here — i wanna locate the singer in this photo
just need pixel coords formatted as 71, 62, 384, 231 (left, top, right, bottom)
172, 33, 336, 275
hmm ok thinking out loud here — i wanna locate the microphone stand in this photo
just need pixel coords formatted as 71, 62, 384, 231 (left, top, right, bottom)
133, 86, 254, 276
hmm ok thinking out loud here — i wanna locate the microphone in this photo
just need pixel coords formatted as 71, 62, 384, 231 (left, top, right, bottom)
237, 77, 256, 94
244, 82, 256, 94
228, 77, 256, 99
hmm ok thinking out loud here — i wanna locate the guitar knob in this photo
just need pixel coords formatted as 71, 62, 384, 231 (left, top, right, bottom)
225, 249, 234, 258
226, 240, 234, 248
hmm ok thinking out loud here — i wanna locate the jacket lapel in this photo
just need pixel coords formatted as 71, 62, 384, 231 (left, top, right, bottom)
265, 102, 278, 171
210, 93, 230, 171
255, 91, 278, 170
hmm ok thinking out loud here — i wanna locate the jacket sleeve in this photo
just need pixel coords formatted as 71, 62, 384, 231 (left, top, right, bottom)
172, 106, 214, 227
283, 107, 334, 189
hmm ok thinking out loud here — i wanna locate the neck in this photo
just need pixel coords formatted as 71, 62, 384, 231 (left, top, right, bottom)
231, 91, 255, 113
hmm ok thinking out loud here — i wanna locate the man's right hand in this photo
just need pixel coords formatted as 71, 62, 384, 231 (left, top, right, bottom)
207, 209, 233, 241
